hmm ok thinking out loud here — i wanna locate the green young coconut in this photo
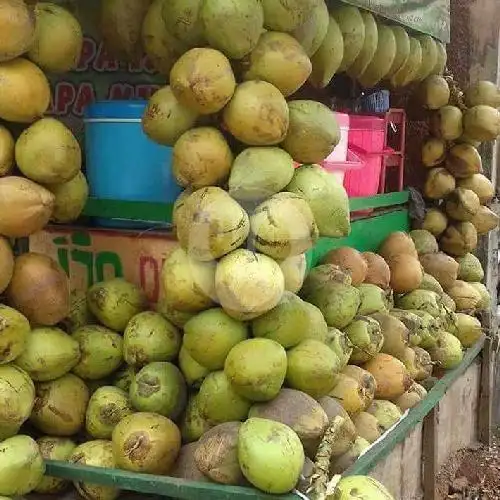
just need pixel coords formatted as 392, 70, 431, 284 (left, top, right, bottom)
238, 417, 305, 494
184, 308, 248, 370
469, 282, 491, 311
0, 304, 30, 364
420, 273, 444, 294
286, 164, 350, 238
302, 302, 329, 342
454, 313, 484, 347
456, 253, 485, 282
112, 365, 136, 393
0, 435, 45, 497
224, 338, 287, 402
357, 284, 390, 315
123, 311, 181, 366
252, 292, 310, 348
323, 327, 353, 369
86, 386, 134, 439
72, 325, 123, 380
332, 475, 395, 499
87, 278, 147, 332
35, 436, 76, 494
344, 316, 384, 364
429, 331, 464, 369
197, 371, 251, 424
306, 282, 361, 329
15, 327, 80, 382
286, 339, 342, 399
178, 345, 210, 389
180, 393, 213, 443
395, 289, 442, 317
129, 362, 187, 420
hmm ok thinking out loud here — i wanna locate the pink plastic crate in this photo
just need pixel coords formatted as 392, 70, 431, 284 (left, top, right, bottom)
344, 116, 385, 197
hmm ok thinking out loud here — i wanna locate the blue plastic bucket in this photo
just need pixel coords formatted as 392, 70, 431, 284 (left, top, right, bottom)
84, 100, 181, 229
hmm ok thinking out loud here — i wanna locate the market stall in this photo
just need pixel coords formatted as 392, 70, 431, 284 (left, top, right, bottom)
0, 0, 498, 499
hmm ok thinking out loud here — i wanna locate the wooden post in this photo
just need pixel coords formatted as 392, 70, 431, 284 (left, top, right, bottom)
422, 406, 439, 500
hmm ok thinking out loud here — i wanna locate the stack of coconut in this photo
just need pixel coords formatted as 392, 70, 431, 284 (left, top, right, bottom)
416, 75, 500, 248
0, 1, 89, 234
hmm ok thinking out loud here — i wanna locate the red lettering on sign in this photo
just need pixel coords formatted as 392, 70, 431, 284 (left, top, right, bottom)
139, 256, 160, 303
107, 83, 135, 100
73, 83, 97, 116
93, 42, 120, 73
53, 82, 76, 115
136, 84, 160, 100
77, 37, 97, 72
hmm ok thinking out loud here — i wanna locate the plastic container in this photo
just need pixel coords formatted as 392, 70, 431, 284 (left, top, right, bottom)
344, 115, 393, 198
84, 100, 181, 229
322, 112, 350, 183
360, 90, 391, 114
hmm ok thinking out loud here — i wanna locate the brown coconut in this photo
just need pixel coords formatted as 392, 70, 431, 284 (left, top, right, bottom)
445, 143, 482, 178
471, 206, 499, 235
371, 313, 410, 359
248, 388, 328, 454
320, 247, 368, 286
412, 347, 433, 381
362, 252, 390, 290
170, 443, 210, 482
316, 396, 356, 457
424, 167, 456, 200
0, 236, 14, 294
7, 252, 70, 326
387, 255, 423, 294
300, 264, 352, 299
194, 422, 244, 485
378, 232, 418, 261
445, 188, 481, 222
440, 222, 478, 257
446, 280, 482, 312
0, 176, 55, 237
363, 353, 413, 400
419, 252, 459, 289
457, 174, 495, 205
352, 412, 382, 444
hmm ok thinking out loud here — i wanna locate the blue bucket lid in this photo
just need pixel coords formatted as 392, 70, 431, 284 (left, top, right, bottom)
84, 100, 148, 120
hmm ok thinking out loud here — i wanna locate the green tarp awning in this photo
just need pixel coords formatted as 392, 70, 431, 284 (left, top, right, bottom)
338, 0, 450, 43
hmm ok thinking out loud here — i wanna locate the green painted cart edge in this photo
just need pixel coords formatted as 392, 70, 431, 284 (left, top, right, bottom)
81, 192, 410, 222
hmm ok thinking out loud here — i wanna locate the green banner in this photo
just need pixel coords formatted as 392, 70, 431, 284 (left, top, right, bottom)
339, 0, 450, 43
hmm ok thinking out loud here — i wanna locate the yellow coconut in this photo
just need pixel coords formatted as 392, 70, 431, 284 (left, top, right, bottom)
215, 249, 285, 321
142, 86, 199, 147
463, 105, 500, 142
201, 0, 263, 59
161, 247, 216, 313
440, 222, 478, 257
419, 75, 450, 110
471, 205, 500, 235
0, 0, 35, 62
385, 26, 410, 78
15, 117, 82, 184
331, 5, 365, 72
261, 0, 315, 32
172, 127, 233, 189
422, 137, 447, 167
291, 0, 329, 57
418, 208, 448, 236
414, 35, 438, 82
28, 3, 83, 73
424, 167, 456, 200
0, 57, 51, 123
445, 143, 482, 179
445, 188, 480, 222
458, 174, 495, 205
161, 0, 205, 49
466, 81, 500, 108
170, 48, 236, 115
0, 125, 14, 177
142, 0, 184, 76
0, 176, 55, 238
0, 237, 14, 294
223, 80, 289, 146
430, 105, 463, 141
390, 37, 422, 88
309, 15, 344, 89
45, 171, 89, 224
100, 0, 151, 61
346, 11, 378, 80
243, 32, 312, 97
176, 187, 250, 261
